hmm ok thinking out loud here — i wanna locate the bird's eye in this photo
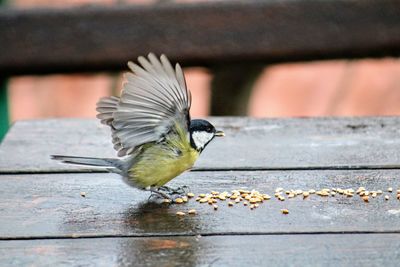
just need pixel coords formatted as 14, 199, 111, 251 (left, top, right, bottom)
206, 127, 212, 132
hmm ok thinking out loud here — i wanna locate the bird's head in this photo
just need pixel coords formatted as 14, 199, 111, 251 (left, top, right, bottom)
189, 119, 225, 152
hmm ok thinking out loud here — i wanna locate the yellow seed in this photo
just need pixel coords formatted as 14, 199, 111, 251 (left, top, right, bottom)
397, 194, 400, 200
228, 201, 234, 206
364, 191, 370, 196
187, 192, 195, 198
371, 192, 377, 198
385, 195, 390, 200
218, 195, 226, 200
275, 187, 283, 193
176, 211, 185, 216
208, 199, 214, 205
288, 193, 295, 198
303, 191, 310, 198
281, 209, 289, 214
182, 196, 188, 202
230, 195, 238, 200
331, 192, 336, 196
163, 199, 171, 204
263, 194, 271, 200
213, 204, 218, 210
362, 196, 369, 203
199, 198, 208, 203
175, 198, 184, 204
195, 197, 201, 201
211, 191, 219, 195
356, 187, 365, 194
249, 198, 259, 203
285, 191, 291, 195
243, 201, 248, 206
250, 204, 255, 209
397, 189, 400, 194
188, 209, 197, 215
317, 191, 329, 196
377, 190, 383, 194
359, 191, 365, 196
309, 189, 316, 194
255, 203, 259, 208
235, 198, 241, 203
80, 192, 86, 197
295, 190, 303, 195
199, 193, 206, 198
387, 187, 393, 193
278, 195, 285, 201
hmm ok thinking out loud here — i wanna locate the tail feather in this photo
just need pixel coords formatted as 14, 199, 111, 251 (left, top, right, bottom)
51, 155, 121, 168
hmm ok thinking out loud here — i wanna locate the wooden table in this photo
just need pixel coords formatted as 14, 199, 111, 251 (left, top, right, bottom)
1, 117, 400, 266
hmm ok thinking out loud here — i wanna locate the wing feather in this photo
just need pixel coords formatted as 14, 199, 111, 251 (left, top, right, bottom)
96, 53, 191, 157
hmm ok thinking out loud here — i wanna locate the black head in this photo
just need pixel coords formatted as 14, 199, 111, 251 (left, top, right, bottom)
189, 119, 224, 152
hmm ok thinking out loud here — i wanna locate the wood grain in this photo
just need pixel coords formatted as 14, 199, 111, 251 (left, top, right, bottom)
1, 170, 400, 239
1, 234, 400, 266
1, 0, 400, 75
1, 117, 400, 173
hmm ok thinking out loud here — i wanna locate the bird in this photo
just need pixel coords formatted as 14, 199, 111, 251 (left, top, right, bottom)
52, 53, 224, 200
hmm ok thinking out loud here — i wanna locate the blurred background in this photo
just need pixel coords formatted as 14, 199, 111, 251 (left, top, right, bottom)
2, 0, 400, 140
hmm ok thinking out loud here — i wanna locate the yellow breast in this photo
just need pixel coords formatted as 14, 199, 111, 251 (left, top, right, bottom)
127, 122, 199, 188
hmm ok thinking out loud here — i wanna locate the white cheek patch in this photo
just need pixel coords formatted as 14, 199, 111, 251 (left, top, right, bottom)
192, 131, 214, 150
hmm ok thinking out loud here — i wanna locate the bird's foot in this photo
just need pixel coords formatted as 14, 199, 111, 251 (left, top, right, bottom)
159, 185, 190, 195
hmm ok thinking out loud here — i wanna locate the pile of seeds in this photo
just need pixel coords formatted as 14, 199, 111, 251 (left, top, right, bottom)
174, 186, 400, 216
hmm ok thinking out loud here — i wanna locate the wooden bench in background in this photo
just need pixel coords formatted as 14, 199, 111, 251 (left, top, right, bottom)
1, 1, 400, 265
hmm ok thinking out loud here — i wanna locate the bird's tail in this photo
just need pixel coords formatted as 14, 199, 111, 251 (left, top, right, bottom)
51, 155, 122, 169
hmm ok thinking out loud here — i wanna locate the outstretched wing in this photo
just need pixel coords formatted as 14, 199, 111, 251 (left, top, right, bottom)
96, 53, 192, 156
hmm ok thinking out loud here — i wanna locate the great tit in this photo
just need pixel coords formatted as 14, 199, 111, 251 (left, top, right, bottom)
52, 53, 224, 200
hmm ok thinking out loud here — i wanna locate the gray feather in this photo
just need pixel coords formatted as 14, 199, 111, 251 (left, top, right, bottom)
96, 53, 191, 157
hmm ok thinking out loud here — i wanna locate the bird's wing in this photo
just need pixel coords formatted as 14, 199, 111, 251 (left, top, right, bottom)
96, 53, 192, 157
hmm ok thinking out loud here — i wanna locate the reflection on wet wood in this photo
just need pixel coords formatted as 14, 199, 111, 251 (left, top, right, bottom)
1, 117, 400, 265
1, 170, 400, 238
1, 234, 400, 266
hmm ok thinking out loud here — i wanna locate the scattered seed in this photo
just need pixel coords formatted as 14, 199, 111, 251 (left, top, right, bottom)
275, 187, 283, 193
388, 187, 393, 193
188, 209, 197, 215
309, 189, 316, 194
187, 192, 195, 198
362, 196, 369, 203
243, 201, 248, 206
250, 204, 255, 209
80, 192, 86, 197
176, 211, 185, 216
281, 209, 289, 214
199, 198, 208, 203
175, 198, 184, 204
228, 201, 234, 206
235, 198, 241, 203
163, 199, 171, 204
303, 191, 310, 198
182, 196, 188, 202
385, 195, 390, 200
213, 204, 218, 210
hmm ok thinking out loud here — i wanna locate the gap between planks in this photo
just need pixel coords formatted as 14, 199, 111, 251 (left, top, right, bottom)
3, 164, 400, 175
3, 231, 400, 241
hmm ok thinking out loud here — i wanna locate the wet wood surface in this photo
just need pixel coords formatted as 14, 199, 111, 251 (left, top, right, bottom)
1, 234, 399, 266
2, 117, 400, 173
1, 117, 400, 266
1, 0, 400, 75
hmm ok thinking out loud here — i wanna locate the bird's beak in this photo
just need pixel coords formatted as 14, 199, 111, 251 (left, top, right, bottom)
214, 130, 225, 137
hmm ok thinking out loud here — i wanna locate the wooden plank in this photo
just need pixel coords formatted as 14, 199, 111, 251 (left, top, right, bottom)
1, 170, 400, 238
1, 234, 400, 266
1, 117, 400, 173
1, 0, 400, 75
